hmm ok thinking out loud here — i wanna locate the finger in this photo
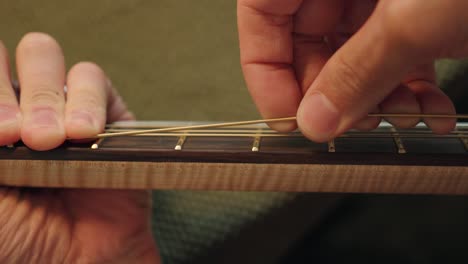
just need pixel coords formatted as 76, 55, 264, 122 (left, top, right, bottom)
65, 62, 108, 139
0, 41, 21, 146
106, 82, 134, 123
296, 3, 427, 142
338, 0, 376, 34
16, 32, 66, 151
238, 0, 303, 131
326, 0, 377, 53
293, 0, 343, 93
379, 85, 421, 128
352, 106, 380, 131
402, 64, 456, 133
409, 80, 456, 134
294, 0, 377, 132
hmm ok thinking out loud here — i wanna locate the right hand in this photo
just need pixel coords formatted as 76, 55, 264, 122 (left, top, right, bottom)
238, 0, 468, 142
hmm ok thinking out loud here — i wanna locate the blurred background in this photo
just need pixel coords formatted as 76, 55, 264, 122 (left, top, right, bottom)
2, 1, 468, 263
0, 0, 257, 121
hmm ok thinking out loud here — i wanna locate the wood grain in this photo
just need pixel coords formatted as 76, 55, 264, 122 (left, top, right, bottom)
1, 160, 467, 195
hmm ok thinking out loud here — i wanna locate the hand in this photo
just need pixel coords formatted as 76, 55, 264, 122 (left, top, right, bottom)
0, 33, 160, 263
238, 0, 468, 142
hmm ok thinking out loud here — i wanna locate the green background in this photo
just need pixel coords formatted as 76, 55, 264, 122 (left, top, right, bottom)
0, 0, 257, 121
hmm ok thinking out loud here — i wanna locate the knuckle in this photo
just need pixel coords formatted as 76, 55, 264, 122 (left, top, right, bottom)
330, 54, 367, 102
75, 94, 103, 109
242, 5, 292, 28
28, 87, 63, 106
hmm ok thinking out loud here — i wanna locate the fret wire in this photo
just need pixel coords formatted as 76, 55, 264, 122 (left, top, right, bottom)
328, 140, 336, 153
391, 128, 406, 154
251, 128, 263, 152
252, 137, 261, 152
91, 138, 105, 150
174, 136, 187, 151
458, 133, 468, 151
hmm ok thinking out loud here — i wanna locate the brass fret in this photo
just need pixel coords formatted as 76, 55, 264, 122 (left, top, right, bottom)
175, 136, 187, 151
252, 128, 263, 152
91, 138, 105, 150
458, 133, 468, 151
252, 137, 261, 152
328, 140, 336, 153
391, 128, 406, 154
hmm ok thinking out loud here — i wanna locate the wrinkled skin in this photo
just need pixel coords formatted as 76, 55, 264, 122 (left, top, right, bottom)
0, 33, 160, 263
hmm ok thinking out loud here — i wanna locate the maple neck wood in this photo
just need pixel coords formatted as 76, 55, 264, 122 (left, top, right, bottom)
0, 121, 467, 195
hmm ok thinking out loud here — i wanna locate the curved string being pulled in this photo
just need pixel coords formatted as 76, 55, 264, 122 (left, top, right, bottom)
96, 114, 468, 139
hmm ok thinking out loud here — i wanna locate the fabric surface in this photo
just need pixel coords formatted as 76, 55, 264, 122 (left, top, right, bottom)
151, 191, 297, 264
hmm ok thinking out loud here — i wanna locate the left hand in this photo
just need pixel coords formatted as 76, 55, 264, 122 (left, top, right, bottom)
0, 32, 160, 263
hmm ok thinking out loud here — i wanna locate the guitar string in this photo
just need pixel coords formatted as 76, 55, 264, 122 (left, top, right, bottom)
100, 132, 468, 138
96, 117, 296, 138
96, 114, 468, 139
105, 114, 468, 129
102, 129, 468, 135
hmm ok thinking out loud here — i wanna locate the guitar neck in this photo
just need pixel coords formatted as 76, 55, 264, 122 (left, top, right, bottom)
0, 121, 467, 195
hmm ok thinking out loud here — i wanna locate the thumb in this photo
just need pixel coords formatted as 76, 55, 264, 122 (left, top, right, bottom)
297, 6, 425, 142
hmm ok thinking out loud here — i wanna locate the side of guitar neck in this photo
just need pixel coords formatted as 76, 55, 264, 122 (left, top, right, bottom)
1, 121, 468, 195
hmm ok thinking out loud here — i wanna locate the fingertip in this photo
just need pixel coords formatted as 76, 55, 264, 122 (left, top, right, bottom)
21, 128, 66, 151
380, 85, 421, 128
65, 110, 103, 139
430, 118, 456, 135
21, 107, 66, 151
424, 96, 457, 134
0, 105, 21, 146
17, 32, 62, 56
267, 120, 297, 133
118, 111, 136, 122
68, 61, 106, 79
297, 92, 340, 142
409, 81, 457, 134
353, 116, 381, 131
66, 61, 108, 138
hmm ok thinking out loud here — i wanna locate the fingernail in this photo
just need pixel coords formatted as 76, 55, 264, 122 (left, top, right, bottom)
31, 108, 59, 128
70, 111, 98, 130
298, 92, 340, 141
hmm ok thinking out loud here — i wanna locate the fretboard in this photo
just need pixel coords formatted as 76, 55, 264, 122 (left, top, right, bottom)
0, 121, 467, 194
